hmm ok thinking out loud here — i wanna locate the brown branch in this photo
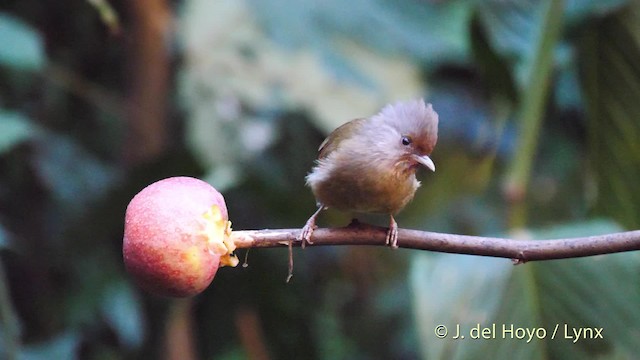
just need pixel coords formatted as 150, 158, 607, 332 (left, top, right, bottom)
124, 0, 172, 166
231, 222, 640, 262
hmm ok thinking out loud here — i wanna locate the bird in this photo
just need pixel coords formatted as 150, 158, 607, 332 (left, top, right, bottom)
299, 99, 439, 248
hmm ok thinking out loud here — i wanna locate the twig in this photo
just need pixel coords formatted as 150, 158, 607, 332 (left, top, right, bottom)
230, 222, 640, 263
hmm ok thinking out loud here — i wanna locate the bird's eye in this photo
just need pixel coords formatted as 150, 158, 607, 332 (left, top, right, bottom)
401, 136, 412, 146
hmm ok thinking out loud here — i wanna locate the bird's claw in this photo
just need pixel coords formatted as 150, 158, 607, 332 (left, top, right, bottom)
299, 205, 325, 248
299, 222, 315, 249
386, 216, 399, 249
385, 227, 398, 248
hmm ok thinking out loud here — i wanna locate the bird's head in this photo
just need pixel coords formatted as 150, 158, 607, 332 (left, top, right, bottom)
371, 99, 439, 174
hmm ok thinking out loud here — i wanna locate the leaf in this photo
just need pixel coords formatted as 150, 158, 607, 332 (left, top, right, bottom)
411, 220, 640, 359
554, 53, 585, 111
247, 0, 472, 65
476, 0, 629, 87
101, 282, 145, 349
19, 332, 79, 360
0, 111, 37, 154
31, 133, 120, 215
565, 0, 629, 25
412, 254, 513, 360
0, 13, 45, 70
476, 0, 550, 89
579, 2, 640, 228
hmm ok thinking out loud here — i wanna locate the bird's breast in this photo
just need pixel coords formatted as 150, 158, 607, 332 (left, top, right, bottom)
309, 160, 420, 214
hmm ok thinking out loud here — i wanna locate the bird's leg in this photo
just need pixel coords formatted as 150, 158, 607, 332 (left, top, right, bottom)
299, 204, 326, 248
288, 205, 325, 282
386, 214, 399, 248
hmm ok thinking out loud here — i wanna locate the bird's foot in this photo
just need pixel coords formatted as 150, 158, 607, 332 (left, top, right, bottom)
385, 215, 399, 249
299, 205, 325, 248
299, 220, 316, 249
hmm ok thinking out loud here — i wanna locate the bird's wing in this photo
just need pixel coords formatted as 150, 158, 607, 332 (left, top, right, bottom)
318, 118, 367, 159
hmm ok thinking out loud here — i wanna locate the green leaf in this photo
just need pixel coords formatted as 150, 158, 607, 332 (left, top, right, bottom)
412, 254, 513, 360
101, 282, 145, 349
476, 0, 629, 88
31, 133, 120, 215
0, 111, 36, 154
579, 2, 640, 229
411, 220, 640, 359
565, 0, 629, 25
0, 13, 45, 70
248, 0, 472, 66
19, 332, 79, 360
476, 0, 550, 89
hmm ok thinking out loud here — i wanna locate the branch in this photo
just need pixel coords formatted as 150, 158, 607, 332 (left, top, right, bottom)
125, 0, 171, 165
231, 222, 640, 262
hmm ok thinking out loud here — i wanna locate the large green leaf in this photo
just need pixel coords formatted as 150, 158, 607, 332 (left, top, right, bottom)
248, 0, 471, 65
19, 332, 79, 360
411, 220, 640, 359
579, 2, 640, 229
412, 253, 513, 359
565, 0, 629, 25
101, 281, 145, 350
476, 0, 628, 90
476, 0, 551, 90
31, 133, 120, 216
0, 111, 37, 154
0, 13, 44, 70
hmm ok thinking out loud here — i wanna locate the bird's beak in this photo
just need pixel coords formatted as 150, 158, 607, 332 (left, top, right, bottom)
412, 154, 436, 172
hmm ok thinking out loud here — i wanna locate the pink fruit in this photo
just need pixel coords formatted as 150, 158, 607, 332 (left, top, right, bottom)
123, 177, 236, 297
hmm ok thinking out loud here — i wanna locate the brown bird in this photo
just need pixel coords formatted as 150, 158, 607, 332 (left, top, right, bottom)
300, 99, 439, 248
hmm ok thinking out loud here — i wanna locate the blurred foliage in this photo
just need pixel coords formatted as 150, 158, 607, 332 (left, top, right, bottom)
1, 0, 640, 359
579, 3, 640, 229
413, 220, 640, 359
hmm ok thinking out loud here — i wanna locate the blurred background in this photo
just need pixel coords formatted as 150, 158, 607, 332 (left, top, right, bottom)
1, 0, 640, 359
